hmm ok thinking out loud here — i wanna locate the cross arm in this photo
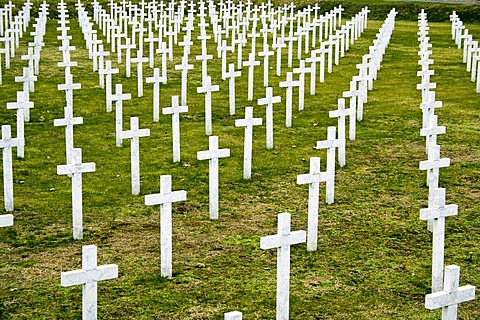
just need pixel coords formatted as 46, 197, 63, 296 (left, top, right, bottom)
425, 285, 476, 309
61, 264, 118, 287
419, 158, 450, 170
260, 231, 306, 250
145, 190, 187, 206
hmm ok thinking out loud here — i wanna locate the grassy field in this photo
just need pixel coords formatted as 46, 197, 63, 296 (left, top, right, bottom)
0, 1, 479, 319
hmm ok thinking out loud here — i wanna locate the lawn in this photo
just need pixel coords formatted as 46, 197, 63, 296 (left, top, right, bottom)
0, 1, 479, 319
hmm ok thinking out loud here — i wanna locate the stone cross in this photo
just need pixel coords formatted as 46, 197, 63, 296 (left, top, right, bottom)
145, 68, 166, 122
15, 67, 36, 104
195, 51, 212, 84
144, 175, 187, 277
61, 245, 118, 320
306, 49, 321, 95
420, 188, 458, 293
99, 60, 119, 112
419, 145, 450, 189
224, 311, 242, 320
235, 107, 262, 179
279, 72, 300, 127
197, 136, 230, 220
0, 125, 22, 212
119, 37, 135, 76
162, 95, 188, 162
420, 115, 445, 155
109, 83, 131, 147
0, 213, 13, 227
57, 148, 96, 240
58, 73, 81, 112
175, 54, 194, 105
53, 107, 84, 164
343, 80, 363, 122
218, 39, 232, 80
224, 63, 241, 115
197, 75, 219, 135
6, 91, 32, 158
272, 37, 286, 76
156, 41, 169, 79
293, 60, 310, 111
297, 156, 333, 250
258, 41, 274, 87
425, 265, 475, 319
243, 52, 260, 101
119, 117, 150, 195
131, 50, 148, 97
260, 213, 306, 320
316, 125, 345, 170
258, 87, 281, 149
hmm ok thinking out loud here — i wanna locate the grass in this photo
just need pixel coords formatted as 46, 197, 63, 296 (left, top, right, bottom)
0, 1, 480, 319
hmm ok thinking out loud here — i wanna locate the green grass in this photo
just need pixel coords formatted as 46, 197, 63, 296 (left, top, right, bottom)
0, 2, 480, 319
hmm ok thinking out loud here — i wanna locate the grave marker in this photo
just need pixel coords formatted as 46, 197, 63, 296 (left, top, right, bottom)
197, 136, 230, 220
258, 87, 281, 149
119, 117, 150, 195
197, 76, 219, 136
224, 63, 241, 115
61, 245, 118, 320
145, 68, 166, 122
162, 96, 188, 162
145, 175, 187, 277
57, 148, 96, 240
260, 213, 306, 320
0, 125, 22, 212
235, 107, 262, 179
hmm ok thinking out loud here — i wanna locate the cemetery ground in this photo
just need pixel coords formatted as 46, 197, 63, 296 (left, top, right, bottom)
1, 6, 480, 320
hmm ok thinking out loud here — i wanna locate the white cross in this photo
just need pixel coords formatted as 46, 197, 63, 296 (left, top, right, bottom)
53, 107, 83, 164
305, 49, 322, 95
109, 84, 131, 147
0, 125, 22, 212
175, 54, 194, 105
224, 311, 242, 320
235, 107, 262, 179
279, 71, 300, 128
98, 60, 119, 112
0, 213, 13, 227
224, 63, 241, 115
96, 45, 109, 86
425, 265, 475, 319
144, 31, 158, 68
119, 37, 135, 76
146, 68, 166, 122
343, 80, 363, 122
293, 60, 310, 111
119, 117, 150, 195
258, 87, 281, 149
258, 41, 274, 87
420, 188, 458, 292
197, 136, 230, 220
130, 50, 148, 97
329, 98, 350, 161
145, 175, 187, 277
297, 156, 334, 250
195, 51, 213, 84
57, 148, 96, 240
218, 39, 232, 80
6, 91, 32, 158
197, 75, 219, 135
61, 245, 118, 320
420, 91, 442, 129
420, 115, 445, 155
15, 67, 36, 104
156, 41, 169, 80
260, 213, 306, 320
272, 37, 286, 76
316, 124, 345, 169
243, 52, 260, 101
420, 145, 450, 191
162, 95, 188, 162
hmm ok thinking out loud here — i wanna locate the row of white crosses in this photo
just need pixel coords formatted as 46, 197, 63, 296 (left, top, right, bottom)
55, 4, 120, 320
0, 1, 49, 213
54, 1, 98, 243
297, 8, 398, 253
417, 11, 476, 319
450, 12, 480, 93
0, 0, 34, 84
76, 2, 154, 196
